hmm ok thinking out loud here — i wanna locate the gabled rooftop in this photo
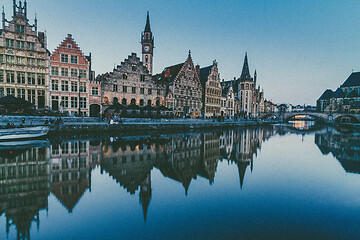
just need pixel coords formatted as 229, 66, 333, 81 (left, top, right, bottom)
318, 89, 334, 100
341, 72, 360, 88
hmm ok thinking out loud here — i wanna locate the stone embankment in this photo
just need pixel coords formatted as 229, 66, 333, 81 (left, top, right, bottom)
0, 115, 276, 136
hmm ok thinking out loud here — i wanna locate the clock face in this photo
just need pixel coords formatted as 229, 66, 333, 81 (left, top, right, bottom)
144, 46, 150, 52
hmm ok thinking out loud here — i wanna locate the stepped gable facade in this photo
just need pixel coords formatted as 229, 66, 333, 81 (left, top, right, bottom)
50, 34, 100, 116
101, 53, 166, 108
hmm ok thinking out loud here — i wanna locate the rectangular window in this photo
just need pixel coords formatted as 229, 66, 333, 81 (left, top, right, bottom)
27, 58, 35, 66
6, 39, 14, 47
140, 75, 145, 82
17, 57, 26, 65
61, 68, 68, 77
61, 96, 69, 108
91, 87, 99, 95
61, 81, 69, 91
148, 89, 152, 95
123, 86, 127, 92
71, 97, 78, 108
157, 89, 161, 95
37, 59, 45, 67
80, 97, 86, 109
37, 74, 45, 85
51, 67, 59, 76
132, 87, 136, 94
140, 88, 144, 94
0, 55, 3, 63
79, 69, 86, 78
71, 82, 78, 92
17, 89, 25, 99
6, 71, 15, 83
6, 88, 15, 96
80, 82, 86, 93
17, 72, 26, 84
0, 88, 4, 98
16, 25, 25, 33
27, 89, 35, 104
71, 55, 78, 64
27, 73, 36, 85
61, 54, 68, 63
52, 80, 59, 91
71, 68, 78, 77
0, 70, 3, 83
113, 85, 118, 92
6, 55, 15, 64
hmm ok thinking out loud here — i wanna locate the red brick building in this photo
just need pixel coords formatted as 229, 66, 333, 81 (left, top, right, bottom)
50, 34, 101, 116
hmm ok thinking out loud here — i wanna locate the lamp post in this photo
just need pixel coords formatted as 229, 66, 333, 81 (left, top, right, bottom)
78, 70, 81, 117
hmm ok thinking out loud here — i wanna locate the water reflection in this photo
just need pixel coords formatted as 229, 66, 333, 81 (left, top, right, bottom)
0, 125, 359, 239
315, 128, 360, 174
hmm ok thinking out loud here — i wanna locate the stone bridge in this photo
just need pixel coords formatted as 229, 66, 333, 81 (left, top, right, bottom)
260, 111, 360, 123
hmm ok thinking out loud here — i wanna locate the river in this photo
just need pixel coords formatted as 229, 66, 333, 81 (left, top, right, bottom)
0, 122, 359, 240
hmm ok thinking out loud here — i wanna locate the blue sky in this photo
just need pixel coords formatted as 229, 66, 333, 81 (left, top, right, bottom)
3, 0, 360, 105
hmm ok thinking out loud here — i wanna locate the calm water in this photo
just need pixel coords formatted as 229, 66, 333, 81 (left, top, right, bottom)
0, 122, 360, 240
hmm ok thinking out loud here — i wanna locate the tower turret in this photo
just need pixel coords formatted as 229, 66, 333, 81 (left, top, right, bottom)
254, 69, 257, 88
141, 11, 154, 75
2, 6, 5, 29
240, 52, 252, 81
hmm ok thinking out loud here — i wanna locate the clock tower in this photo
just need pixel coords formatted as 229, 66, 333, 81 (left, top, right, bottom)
141, 11, 154, 75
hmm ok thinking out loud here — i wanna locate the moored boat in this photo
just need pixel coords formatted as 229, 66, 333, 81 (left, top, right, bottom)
0, 126, 50, 141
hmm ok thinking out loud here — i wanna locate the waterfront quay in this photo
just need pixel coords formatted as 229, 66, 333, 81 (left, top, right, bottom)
0, 115, 274, 135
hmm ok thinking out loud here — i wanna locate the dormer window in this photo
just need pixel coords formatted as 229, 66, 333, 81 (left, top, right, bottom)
68, 44, 71, 49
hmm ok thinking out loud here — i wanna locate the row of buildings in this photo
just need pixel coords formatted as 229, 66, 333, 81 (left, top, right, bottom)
317, 72, 360, 113
0, 1, 266, 118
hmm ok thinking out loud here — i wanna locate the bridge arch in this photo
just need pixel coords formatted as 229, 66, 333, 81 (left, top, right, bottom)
334, 114, 360, 123
284, 113, 327, 122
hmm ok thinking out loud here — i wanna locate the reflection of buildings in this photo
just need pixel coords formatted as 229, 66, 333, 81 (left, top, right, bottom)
50, 140, 99, 212
220, 127, 275, 188
315, 130, 360, 174
0, 146, 50, 240
100, 139, 167, 222
199, 132, 220, 184
156, 135, 202, 195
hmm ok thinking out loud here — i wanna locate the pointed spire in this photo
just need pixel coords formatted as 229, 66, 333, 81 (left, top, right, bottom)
240, 52, 252, 80
144, 11, 151, 32
188, 50, 191, 57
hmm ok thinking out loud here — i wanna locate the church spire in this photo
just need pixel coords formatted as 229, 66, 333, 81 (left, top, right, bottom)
240, 52, 252, 80
144, 11, 151, 32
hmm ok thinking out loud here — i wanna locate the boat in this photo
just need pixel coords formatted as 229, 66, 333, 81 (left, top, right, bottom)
0, 139, 49, 150
0, 126, 50, 141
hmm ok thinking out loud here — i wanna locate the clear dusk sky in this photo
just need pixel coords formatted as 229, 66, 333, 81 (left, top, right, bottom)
3, 0, 360, 105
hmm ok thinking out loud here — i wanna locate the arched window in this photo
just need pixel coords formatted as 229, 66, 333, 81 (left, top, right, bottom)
122, 98, 127, 105
113, 97, 118, 104
147, 99, 152, 106
145, 56, 148, 63
156, 99, 160, 107
140, 99, 144, 106
131, 98, 136, 105
123, 73, 128, 80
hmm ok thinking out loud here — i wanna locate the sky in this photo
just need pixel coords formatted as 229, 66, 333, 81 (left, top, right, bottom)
3, 0, 360, 105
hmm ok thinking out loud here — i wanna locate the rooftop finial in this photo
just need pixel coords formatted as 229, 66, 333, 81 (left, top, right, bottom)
188, 50, 191, 56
